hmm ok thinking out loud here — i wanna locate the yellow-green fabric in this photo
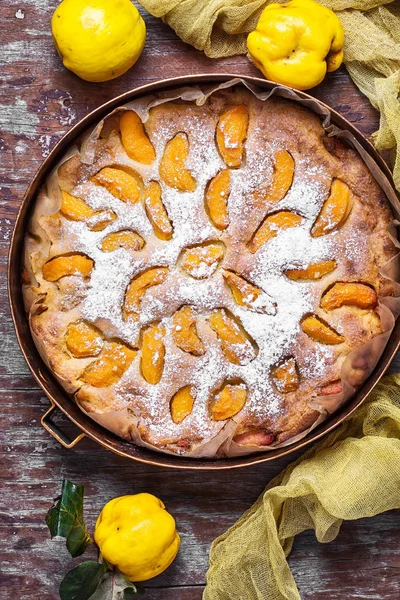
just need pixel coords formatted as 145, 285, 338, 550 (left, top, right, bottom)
137, 0, 400, 190
203, 373, 400, 599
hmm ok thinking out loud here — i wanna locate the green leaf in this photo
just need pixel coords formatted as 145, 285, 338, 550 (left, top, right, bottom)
59, 561, 108, 600
119, 575, 144, 597
90, 571, 143, 599
134, 586, 145, 596
45, 479, 92, 557
123, 585, 145, 598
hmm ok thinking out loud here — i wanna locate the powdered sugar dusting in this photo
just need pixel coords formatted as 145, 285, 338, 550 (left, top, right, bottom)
32, 90, 383, 453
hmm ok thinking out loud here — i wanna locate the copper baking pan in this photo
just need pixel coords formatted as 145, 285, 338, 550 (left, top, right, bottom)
8, 74, 400, 469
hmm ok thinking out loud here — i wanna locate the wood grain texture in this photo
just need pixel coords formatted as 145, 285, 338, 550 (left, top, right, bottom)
1, 1, 399, 598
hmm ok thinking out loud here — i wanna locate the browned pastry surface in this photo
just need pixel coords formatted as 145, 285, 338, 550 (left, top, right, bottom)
23, 88, 397, 456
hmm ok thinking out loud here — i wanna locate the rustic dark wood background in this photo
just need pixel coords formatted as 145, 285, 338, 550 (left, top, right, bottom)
1, 2, 400, 598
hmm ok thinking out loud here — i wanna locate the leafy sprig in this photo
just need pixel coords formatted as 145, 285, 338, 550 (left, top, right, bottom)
59, 561, 108, 600
46, 479, 92, 557
46, 479, 144, 599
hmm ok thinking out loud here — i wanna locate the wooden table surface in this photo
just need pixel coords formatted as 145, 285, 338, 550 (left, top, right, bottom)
1, 2, 400, 598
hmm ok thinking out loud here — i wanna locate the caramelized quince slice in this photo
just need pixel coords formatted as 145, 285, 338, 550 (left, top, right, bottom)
254, 150, 294, 206
86, 209, 117, 232
43, 254, 94, 282
301, 315, 344, 345
271, 357, 299, 393
211, 381, 247, 421
180, 242, 225, 279
172, 306, 205, 356
267, 150, 295, 203
34, 303, 48, 316
223, 270, 275, 314
320, 282, 377, 310
101, 230, 145, 253
285, 260, 336, 281
124, 267, 169, 318
159, 133, 196, 192
233, 428, 275, 447
141, 322, 166, 384
144, 181, 173, 241
92, 167, 141, 204
209, 309, 257, 365
65, 320, 103, 358
60, 191, 94, 221
205, 169, 230, 230
311, 179, 353, 237
249, 211, 302, 253
81, 342, 136, 387
60, 191, 116, 231
317, 380, 343, 396
120, 110, 156, 165
170, 386, 196, 424
216, 105, 249, 168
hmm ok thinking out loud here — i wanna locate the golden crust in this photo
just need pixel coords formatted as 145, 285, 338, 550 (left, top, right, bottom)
23, 88, 398, 457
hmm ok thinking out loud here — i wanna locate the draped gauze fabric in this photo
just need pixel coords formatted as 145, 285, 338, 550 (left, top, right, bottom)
202, 374, 400, 599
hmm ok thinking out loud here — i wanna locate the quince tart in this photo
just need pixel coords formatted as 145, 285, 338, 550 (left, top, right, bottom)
23, 88, 398, 456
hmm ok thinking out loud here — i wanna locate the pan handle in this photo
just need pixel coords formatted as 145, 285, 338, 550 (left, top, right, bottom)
41, 400, 86, 449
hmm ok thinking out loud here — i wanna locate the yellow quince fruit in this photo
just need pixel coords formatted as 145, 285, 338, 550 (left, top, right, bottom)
51, 0, 146, 82
247, 0, 344, 90
94, 493, 180, 582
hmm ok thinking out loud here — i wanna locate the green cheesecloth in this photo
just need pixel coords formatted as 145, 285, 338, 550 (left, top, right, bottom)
204, 374, 400, 599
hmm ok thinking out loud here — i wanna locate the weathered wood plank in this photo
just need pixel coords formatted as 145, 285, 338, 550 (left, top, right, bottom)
1, 391, 400, 597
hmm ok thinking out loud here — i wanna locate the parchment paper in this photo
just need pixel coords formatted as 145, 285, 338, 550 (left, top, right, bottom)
24, 79, 400, 458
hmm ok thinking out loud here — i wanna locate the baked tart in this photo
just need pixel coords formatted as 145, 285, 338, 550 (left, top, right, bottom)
23, 87, 398, 457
